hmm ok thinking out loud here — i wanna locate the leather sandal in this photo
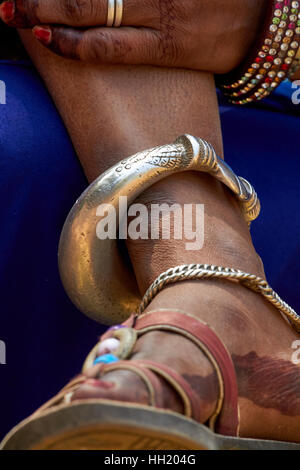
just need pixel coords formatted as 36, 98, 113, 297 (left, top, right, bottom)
1, 310, 299, 450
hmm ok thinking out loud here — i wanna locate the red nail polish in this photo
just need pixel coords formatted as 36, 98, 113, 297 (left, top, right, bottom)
0, 1, 15, 22
33, 26, 52, 45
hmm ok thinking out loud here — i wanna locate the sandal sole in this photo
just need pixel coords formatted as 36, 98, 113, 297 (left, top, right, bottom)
1, 400, 300, 450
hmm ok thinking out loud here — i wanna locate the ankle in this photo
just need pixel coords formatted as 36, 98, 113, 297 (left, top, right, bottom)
126, 171, 264, 294
142, 277, 269, 356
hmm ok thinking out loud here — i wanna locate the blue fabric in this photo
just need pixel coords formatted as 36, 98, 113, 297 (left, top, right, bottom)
0, 61, 106, 439
219, 81, 300, 310
0, 61, 299, 439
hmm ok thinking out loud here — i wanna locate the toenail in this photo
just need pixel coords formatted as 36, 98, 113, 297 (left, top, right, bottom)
97, 338, 120, 356
93, 354, 119, 365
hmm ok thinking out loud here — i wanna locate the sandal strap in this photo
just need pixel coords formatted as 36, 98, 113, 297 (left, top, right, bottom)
132, 359, 204, 421
99, 361, 165, 408
133, 310, 239, 436
31, 375, 86, 417
99, 358, 205, 421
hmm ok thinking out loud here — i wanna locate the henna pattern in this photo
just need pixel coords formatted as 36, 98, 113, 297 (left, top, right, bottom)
183, 353, 300, 419
157, 0, 179, 63
233, 351, 300, 417
182, 372, 219, 405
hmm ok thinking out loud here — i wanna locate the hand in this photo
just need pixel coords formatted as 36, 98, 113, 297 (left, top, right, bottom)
0, 0, 267, 73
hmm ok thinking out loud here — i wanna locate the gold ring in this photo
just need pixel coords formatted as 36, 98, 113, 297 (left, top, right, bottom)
114, 0, 123, 27
107, 0, 115, 27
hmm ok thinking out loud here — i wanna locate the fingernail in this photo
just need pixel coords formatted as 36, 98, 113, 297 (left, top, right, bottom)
33, 26, 52, 45
0, 1, 15, 22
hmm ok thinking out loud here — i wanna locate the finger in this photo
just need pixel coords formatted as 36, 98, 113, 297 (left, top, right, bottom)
32, 25, 179, 67
0, 0, 157, 29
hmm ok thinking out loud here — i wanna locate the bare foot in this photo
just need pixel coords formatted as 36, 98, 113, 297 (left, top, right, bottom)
70, 171, 300, 444
72, 270, 300, 444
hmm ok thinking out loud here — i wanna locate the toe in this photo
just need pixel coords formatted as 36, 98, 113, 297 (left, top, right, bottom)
71, 369, 151, 406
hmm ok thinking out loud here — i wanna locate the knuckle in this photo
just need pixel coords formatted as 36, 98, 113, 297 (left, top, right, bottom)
51, 28, 81, 60
81, 31, 108, 61
158, 32, 184, 66
110, 34, 133, 60
80, 31, 124, 62
151, 0, 185, 65
82, 31, 133, 62
169, 37, 185, 64
62, 0, 95, 22
11, 0, 40, 26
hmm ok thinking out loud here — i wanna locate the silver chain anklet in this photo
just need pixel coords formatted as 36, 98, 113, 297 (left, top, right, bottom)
139, 264, 300, 333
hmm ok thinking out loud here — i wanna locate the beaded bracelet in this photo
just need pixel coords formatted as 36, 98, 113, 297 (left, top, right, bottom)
289, 45, 300, 77
219, 0, 300, 105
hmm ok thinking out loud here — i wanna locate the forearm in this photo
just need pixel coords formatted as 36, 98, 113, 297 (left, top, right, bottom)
19, 31, 223, 182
